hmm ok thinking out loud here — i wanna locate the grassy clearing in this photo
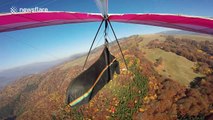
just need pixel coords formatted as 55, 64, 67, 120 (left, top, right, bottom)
60, 56, 86, 70
139, 34, 166, 47
143, 48, 203, 86
172, 34, 213, 42
136, 34, 206, 86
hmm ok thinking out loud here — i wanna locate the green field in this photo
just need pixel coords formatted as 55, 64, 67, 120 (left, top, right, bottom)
139, 34, 166, 47
143, 48, 203, 86
137, 34, 205, 86
172, 34, 213, 42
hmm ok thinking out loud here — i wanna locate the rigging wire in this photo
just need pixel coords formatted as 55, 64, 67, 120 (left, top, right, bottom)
94, 0, 108, 16
0, 0, 21, 12
34, 0, 59, 8
31, 0, 52, 7
108, 20, 128, 70
0, 0, 19, 8
106, 34, 113, 43
94, 32, 105, 48
2, 34, 59, 60
82, 19, 104, 70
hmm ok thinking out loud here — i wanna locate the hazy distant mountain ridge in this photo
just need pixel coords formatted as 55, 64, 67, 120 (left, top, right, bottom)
0, 53, 84, 90
157, 30, 206, 35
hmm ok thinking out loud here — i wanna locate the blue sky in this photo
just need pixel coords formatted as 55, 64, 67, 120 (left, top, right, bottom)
0, 0, 213, 70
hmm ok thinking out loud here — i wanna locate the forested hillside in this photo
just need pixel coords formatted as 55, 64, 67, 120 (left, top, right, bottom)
0, 34, 212, 120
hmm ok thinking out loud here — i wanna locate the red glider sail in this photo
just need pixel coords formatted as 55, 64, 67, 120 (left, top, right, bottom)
0, 12, 103, 32
109, 13, 213, 35
1, 12, 213, 35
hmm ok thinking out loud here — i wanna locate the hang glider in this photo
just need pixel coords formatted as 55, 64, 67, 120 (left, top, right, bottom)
66, 46, 120, 107
1, 0, 213, 108
0, 12, 213, 35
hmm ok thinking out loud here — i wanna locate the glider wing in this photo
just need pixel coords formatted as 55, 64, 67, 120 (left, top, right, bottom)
109, 13, 213, 35
0, 11, 103, 32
